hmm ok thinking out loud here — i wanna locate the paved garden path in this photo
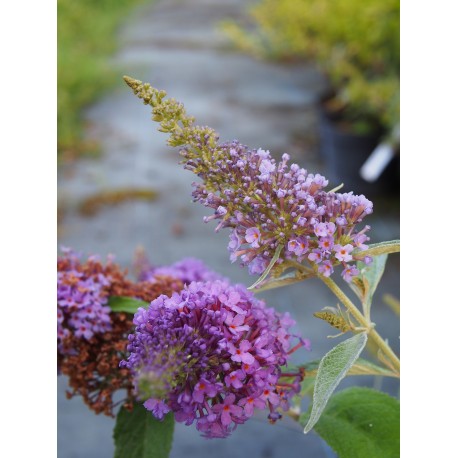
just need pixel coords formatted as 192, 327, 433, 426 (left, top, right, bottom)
58, 1, 399, 456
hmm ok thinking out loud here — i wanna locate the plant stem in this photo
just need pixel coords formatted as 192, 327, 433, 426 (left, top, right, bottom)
319, 275, 400, 374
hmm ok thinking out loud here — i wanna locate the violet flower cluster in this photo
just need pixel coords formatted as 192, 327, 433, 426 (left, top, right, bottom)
57, 249, 112, 352
185, 140, 373, 282
136, 254, 226, 285
121, 280, 307, 438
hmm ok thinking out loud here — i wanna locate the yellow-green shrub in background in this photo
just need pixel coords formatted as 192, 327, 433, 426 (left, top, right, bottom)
58, 0, 147, 158
222, 0, 399, 136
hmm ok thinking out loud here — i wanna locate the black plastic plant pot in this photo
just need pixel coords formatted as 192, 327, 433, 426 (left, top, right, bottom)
317, 109, 399, 198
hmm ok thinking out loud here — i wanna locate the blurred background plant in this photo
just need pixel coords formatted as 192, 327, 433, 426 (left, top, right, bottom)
58, 0, 146, 160
222, 0, 400, 138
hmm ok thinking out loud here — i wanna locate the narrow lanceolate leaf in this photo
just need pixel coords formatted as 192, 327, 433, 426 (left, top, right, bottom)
347, 358, 398, 378
299, 357, 398, 379
114, 404, 174, 458
248, 244, 284, 290
302, 332, 367, 434
311, 387, 400, 458
251, 269, 315, 293
108, 296, 149, 314
357, 240, 400, 257
294, 357, 398, 408
328, 182, 344, 193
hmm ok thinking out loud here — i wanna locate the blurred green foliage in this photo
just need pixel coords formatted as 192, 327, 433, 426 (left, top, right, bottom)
222, 0, 399, 135
58, 0, 146, 158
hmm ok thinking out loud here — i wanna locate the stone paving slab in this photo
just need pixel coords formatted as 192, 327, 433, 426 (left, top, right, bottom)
57, 0, 399, 456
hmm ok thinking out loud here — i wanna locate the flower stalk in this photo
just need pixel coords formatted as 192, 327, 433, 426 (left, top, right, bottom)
319, 274, 400, 374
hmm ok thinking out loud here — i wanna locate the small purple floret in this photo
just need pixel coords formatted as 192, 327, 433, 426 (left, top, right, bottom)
245, 227, 261, 248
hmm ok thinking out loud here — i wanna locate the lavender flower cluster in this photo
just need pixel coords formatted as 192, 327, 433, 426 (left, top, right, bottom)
123, 77, 373, 283
57, 249, 112, 352
137, 254, 226, 285
121, 280, 307, 438
184, 140, 373, 282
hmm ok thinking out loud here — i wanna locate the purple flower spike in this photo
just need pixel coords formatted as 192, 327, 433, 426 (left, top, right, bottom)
180, 138, 374, 280
122, 280, 307, 438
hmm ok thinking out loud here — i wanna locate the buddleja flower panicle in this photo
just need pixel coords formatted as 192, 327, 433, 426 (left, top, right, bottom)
187, 141, 374, 282
121, 280, 308, 438
124, 77, 374, 282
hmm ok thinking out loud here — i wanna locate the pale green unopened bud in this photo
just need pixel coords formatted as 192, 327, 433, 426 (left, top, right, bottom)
137, 369, 168, 400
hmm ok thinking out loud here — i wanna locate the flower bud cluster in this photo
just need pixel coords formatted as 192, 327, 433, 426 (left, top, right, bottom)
121, 280, 308, 438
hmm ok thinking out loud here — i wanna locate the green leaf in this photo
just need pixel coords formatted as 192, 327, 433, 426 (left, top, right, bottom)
252, 270, 304, 292
348, 275, 367, 305
357, 240, 400, 257
359, 254, 388, 302
312, 387, 400, 458
114, 404, 174, 458
107, 296, 149, 314
356, 254, 388, 319
328, 182, 344, 193
298, 376, 316, 398
251, 265, 315, 293
302, 332, 367, 434
347, 358, 398, 378
248, 243, 284, 290
294, 357, 397, 412
299, 357, 398, 379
